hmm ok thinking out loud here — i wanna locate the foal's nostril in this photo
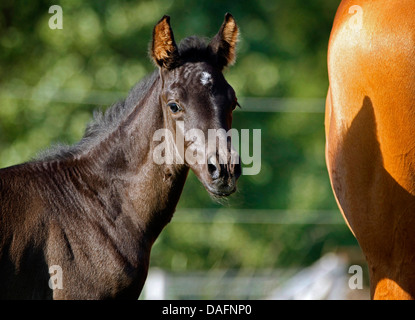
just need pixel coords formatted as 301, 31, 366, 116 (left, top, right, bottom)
207, 155, 220, 180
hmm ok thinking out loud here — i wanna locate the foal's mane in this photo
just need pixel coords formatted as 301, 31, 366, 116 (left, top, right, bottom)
35, 71, 159, 162
35, 37, 212, 162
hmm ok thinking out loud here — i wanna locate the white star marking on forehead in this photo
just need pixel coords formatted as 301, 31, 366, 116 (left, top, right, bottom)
200, 71, 212, 86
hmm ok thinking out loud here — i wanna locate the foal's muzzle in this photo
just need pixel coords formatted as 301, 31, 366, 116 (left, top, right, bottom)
205, 152, 241, 196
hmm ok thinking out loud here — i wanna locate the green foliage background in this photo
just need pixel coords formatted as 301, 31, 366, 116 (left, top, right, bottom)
0, 0, 358, 272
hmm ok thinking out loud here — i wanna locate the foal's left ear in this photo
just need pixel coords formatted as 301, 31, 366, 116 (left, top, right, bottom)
209, 13, 239, 69
151, 15, 179, 70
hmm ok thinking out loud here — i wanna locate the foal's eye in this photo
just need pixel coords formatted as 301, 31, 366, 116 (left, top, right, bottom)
167, 102, 182, 114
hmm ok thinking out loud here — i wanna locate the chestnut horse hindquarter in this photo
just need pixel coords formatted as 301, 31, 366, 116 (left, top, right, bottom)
326, 0, 415, 299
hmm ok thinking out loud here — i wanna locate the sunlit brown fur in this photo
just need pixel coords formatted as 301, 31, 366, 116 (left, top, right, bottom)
326, 0, 415, 300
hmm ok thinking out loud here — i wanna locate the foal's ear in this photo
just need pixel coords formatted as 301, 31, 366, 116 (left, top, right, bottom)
209, 13, 239, 69
151, 15, 179, 69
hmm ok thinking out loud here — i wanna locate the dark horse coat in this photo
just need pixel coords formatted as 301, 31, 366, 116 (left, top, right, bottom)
0, 14, 241, 299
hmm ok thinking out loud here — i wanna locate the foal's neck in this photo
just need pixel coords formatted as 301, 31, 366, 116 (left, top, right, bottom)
79, 73, 189, 240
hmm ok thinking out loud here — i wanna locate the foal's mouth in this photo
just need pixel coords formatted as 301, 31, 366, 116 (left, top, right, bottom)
205, 182, 237, 198
190, 154, 241, 198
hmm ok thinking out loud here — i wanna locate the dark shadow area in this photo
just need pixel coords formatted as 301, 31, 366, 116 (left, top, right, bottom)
332, 96, 415, 298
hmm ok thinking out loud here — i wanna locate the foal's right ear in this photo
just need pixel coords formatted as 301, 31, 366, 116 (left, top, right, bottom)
209, 13, 239, 70
151, 15, 179, 70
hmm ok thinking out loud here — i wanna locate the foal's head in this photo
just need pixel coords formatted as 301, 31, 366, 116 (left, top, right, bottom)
151, 14, 241, 197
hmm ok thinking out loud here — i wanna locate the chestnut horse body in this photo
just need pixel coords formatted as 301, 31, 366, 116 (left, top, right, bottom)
326, 0, 415, 299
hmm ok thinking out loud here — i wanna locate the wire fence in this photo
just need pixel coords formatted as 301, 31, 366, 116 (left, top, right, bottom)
142, 253, 369, 300
173, 208, 343, 225
0, 84, 326, 113
2, 85, 357, 300
1, 85, 333, 226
